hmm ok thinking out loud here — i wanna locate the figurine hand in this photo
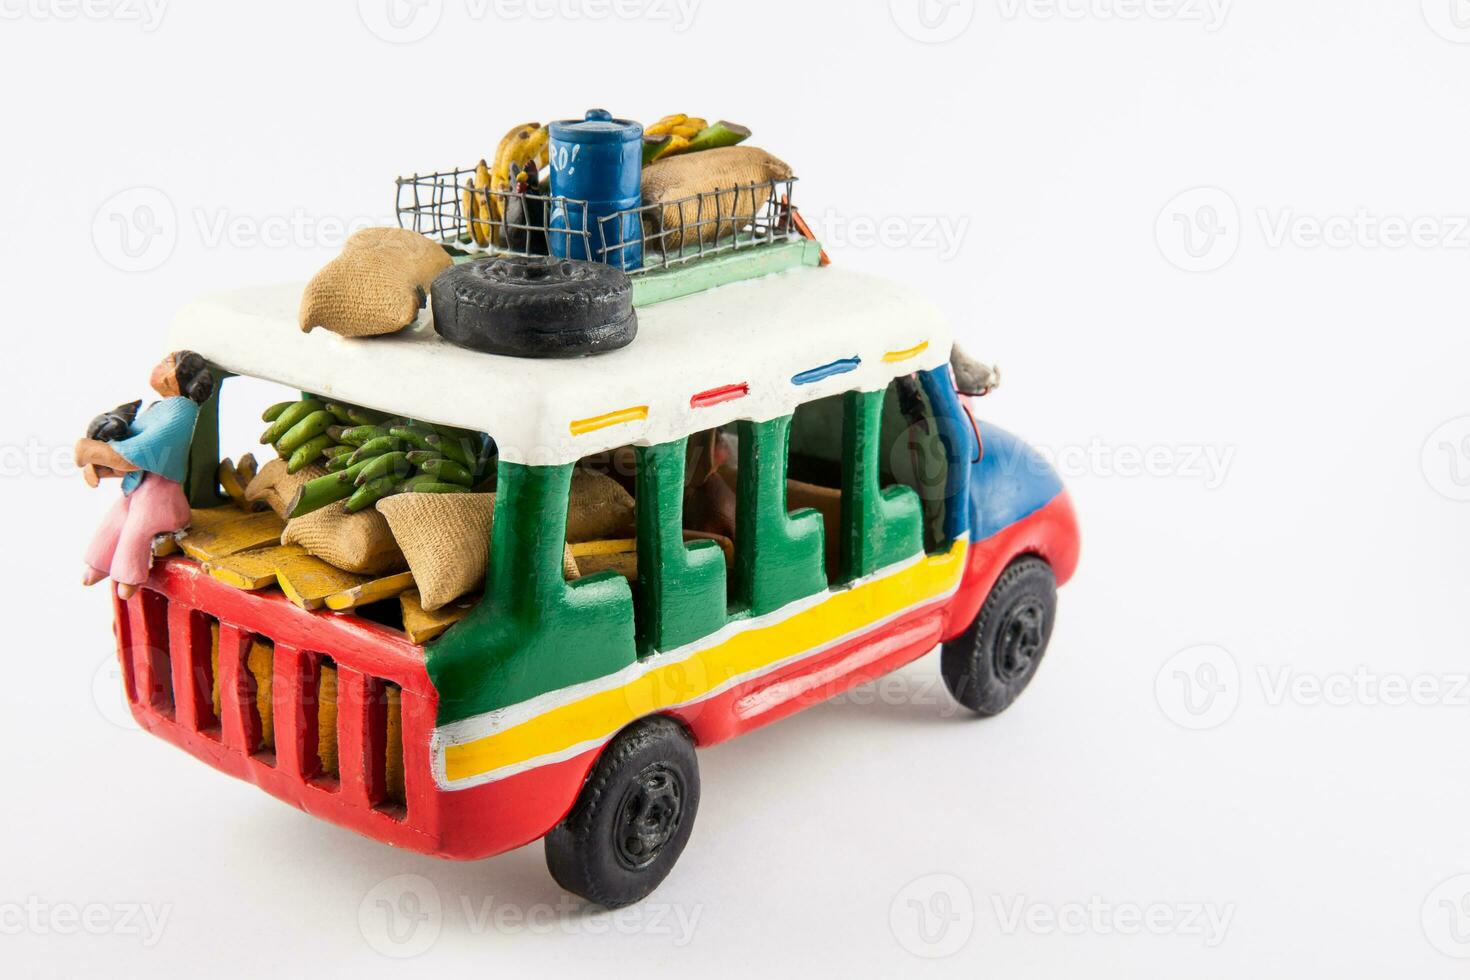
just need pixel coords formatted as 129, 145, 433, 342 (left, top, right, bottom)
74, 437, 137, 474
82, 463, 100, 488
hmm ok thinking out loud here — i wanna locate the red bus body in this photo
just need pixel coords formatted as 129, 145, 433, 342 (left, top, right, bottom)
116, 481, 1077, 861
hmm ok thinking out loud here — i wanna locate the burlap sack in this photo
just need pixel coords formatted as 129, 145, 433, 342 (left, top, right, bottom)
243, 459, 328, 519
641, 147, 793, 252
567, 468, 636, 543
282, 503, 405, 576
378, 493, 580, 611
298, 227, 452, 338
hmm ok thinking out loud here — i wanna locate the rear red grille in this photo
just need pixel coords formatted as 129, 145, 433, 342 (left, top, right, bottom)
113, 559, 440, 851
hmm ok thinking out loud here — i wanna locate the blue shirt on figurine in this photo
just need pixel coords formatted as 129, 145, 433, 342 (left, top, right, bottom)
112, 396, 200, 494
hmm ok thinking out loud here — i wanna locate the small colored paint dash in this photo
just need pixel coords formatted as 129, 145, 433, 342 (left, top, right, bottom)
690, 382, 750, 409
883, 341, 930, 363
791, 357, 861, 386
569, 405, 648, 436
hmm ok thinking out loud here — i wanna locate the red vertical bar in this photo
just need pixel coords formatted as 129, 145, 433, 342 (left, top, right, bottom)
365, 679, 389, 807
132, 589, 172, 716
217, 624, 256, 753
398, 691, 436, 832
271, 644, 312, 779
112, 590, 138, 705
167, 604, 201, 731
336, 667, 371, 807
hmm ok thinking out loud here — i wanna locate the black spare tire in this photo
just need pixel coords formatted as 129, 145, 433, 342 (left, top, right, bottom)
431, 255, 637, 358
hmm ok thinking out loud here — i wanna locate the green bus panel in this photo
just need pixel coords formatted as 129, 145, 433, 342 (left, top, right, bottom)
634, 441, 728, 655
427, 461, 637, 725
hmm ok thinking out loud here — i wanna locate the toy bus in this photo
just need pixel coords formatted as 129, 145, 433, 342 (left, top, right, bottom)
114, 263, 1079, 908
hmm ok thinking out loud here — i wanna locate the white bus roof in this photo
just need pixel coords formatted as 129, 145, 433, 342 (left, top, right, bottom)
169, 264, 953, 466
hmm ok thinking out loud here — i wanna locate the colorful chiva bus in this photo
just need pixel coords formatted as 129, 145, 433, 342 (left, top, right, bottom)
118, 266, 1079, 907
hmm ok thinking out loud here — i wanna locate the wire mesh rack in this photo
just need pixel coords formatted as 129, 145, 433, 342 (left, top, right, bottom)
395, 167, 803, 274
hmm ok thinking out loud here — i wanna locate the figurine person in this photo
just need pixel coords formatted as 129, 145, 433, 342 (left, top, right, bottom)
76, 351, 215, 599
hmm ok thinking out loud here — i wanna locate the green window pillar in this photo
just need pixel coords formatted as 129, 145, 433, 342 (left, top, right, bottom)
634, 441, 728, 654
732, 417, 827, 617
426, 461, 637, 724
839, 389, 923, 580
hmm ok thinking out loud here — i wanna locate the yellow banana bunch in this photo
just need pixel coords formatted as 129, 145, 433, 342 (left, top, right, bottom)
461, 163, 493, 248
646, 114, 707, 139
488, 122, 549, 236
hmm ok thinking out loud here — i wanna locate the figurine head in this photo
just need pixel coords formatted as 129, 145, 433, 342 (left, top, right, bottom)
151, 350, 214, 404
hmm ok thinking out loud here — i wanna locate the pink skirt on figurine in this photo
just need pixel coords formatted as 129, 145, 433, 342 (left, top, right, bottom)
84, 474, 192, 587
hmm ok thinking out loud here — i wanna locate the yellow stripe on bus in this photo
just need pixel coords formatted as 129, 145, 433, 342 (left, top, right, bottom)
882, 341, 930, 363
569, 405, 649, 436
441, 540, 967, 784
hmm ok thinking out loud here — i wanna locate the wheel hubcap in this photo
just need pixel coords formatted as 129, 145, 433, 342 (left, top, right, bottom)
994, 598, 1046, 683
613, 764, 684, 870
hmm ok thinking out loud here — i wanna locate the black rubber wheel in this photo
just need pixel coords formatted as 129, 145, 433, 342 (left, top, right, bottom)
941, 556, 1057, 716
544, 716, 699, 908
431, 254, 636, 358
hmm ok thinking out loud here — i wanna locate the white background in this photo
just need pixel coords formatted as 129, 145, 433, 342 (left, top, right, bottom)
2, 1, 1468, 976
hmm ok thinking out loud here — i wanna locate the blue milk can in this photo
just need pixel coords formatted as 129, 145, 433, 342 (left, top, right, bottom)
548, 109, 643, 271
